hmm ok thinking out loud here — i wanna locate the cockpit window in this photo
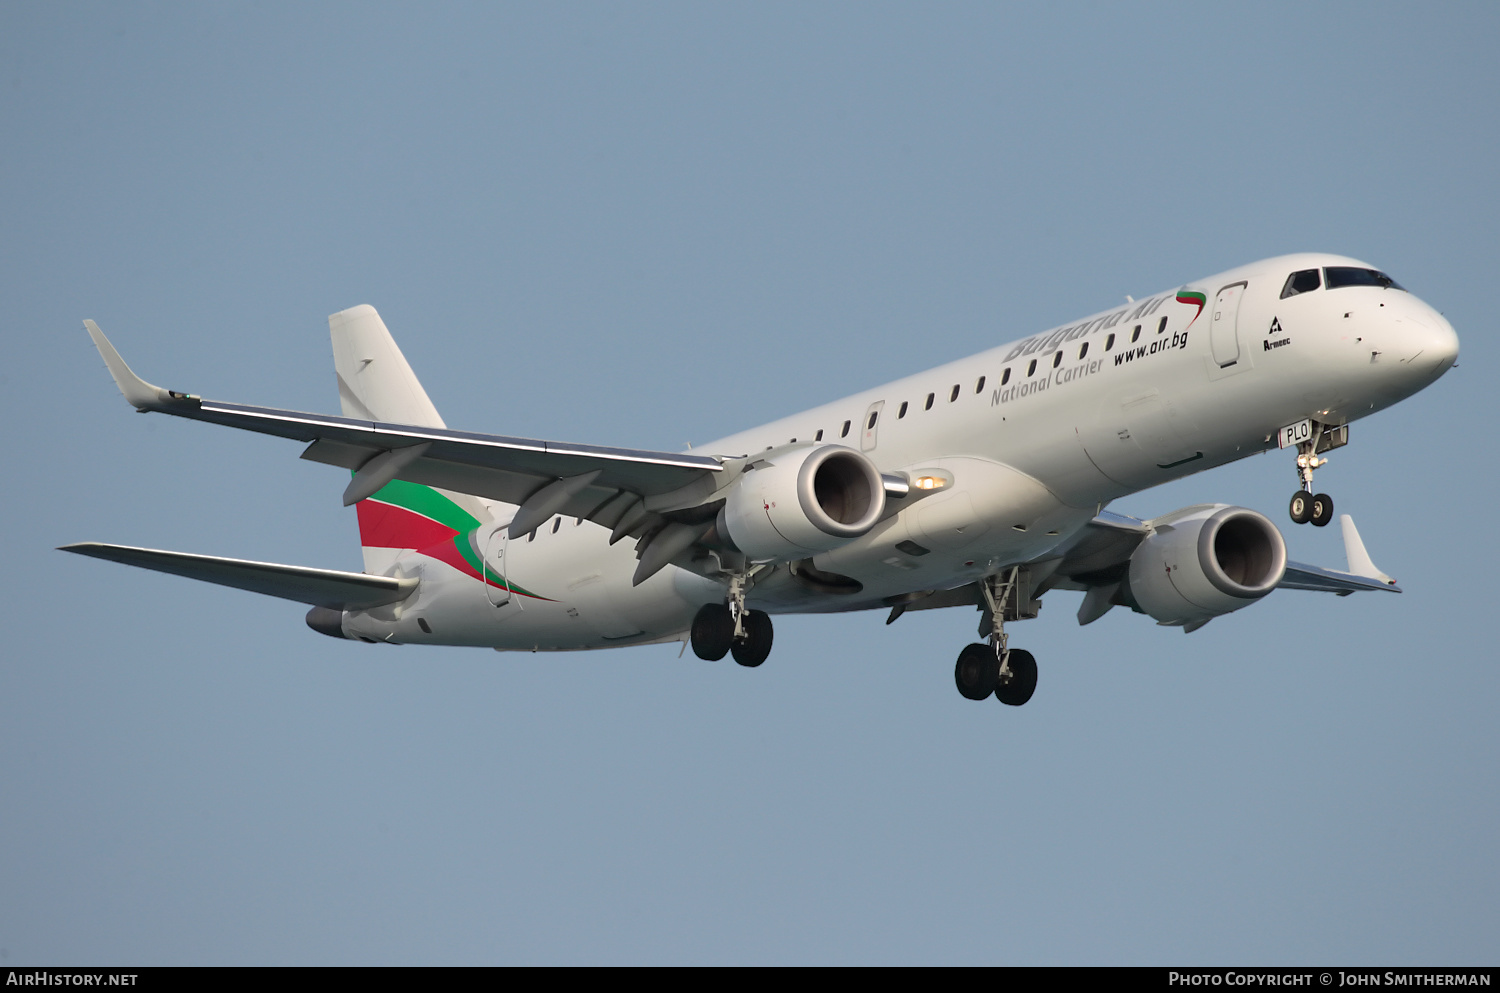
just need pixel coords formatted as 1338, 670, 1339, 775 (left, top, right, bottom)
1324, 267, 1404, 291
1280, 269, 1322, 299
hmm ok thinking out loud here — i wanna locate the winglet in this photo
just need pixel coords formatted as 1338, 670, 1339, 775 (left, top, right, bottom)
83, 320, 179, 410
1340, 515, 1397, 586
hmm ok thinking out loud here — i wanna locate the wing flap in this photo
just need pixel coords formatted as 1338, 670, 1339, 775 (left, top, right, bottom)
204, 400, 720, 495
1037, 511, 1149, 592
187, 402, 721, 534
83, 322, 724, 536
59, 543, 417, 609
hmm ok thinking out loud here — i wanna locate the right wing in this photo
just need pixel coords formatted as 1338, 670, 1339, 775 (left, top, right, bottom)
83, 321, 725, 539
1277, 515, 1400, 595
59, 543, 417, 610
1038, 509, 1401, 611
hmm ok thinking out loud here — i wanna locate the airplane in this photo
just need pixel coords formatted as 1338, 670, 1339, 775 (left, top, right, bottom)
62, 253, 1459, 707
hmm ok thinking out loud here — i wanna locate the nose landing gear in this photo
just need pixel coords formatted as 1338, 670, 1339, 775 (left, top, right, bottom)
1285, 421, 1347, 527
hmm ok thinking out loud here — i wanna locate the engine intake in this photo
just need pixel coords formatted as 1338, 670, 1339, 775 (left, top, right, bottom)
719, 445, 885, 560
1125, 505, 1287, 626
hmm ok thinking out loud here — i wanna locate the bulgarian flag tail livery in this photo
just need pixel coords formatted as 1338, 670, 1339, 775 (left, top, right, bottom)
355, 477, 546, 598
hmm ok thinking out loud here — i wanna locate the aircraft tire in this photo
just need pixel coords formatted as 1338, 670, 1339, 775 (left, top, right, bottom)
954, 643, 999, 700
1310, 493, 1335, 527
731, 610, 774, 668
691, 603, 734, 661
994, 649, 1038, 707
1289, 490, 1313, 525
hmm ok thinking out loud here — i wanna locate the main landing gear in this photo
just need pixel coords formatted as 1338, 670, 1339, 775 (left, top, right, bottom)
1286, 421, 1347, 528
954, 644, 1037, 706
690, 574, 774, 667
953, 568, 1039, 707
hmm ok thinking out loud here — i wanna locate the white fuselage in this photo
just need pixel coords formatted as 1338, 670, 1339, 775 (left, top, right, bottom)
344, 253, 1459, 650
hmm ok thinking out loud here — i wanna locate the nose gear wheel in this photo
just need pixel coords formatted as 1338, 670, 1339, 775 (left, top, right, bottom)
1289, 489, 1334, 526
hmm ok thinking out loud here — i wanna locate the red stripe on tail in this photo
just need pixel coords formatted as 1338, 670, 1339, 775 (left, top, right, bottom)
356, 500, 459, 549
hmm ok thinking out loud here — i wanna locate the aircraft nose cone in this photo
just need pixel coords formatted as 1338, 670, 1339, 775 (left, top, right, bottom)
1428, 313, 1460, 371
1397, 303, 1459, 387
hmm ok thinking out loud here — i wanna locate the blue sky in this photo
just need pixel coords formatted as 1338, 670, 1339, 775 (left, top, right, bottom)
2, 2, 1496, 964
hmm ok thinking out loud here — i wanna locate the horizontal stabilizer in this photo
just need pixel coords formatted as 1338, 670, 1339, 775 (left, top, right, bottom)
59, 542, 417, 610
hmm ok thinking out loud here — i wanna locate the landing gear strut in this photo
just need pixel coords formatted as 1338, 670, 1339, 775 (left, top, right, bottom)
690, 572, 774, 667
952, 567, 1039, 706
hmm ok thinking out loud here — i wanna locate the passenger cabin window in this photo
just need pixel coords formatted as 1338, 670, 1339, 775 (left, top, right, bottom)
925, 393, 935, 410
1027, 359, 1037, 377
815, 429, 824, 441
898, 401, 908, 418
867, 411, 878, 429
1052, 350, 1063, 368
1156, 316, 1168, 334
840, 420, 851, 438
1106, 333, 1115, 351
975, 376, 985, 393
552, 517, 561, 533
1280, 268, 1322, 298
1078, 342, 1089, 360
1131, 325, 1141, 342
1325, 267, 1404, 291
949, 385, 960, 402
1001, 367, 1011, 385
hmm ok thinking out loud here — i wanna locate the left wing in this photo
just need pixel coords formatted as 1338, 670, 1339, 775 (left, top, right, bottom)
84, 320, 724, 539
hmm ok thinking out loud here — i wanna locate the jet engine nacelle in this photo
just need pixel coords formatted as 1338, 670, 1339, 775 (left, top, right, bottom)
1125, 505, 1287, 625
719, 444, 886, 561
306, 605, 355, 639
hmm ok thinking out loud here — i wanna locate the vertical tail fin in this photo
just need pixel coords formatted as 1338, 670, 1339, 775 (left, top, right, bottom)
330, 305, 446, 427
329, 305, 490, 572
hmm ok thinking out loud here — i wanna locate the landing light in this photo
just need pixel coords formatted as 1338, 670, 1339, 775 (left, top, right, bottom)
915, 475, 947, 491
